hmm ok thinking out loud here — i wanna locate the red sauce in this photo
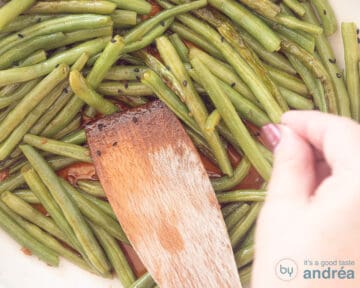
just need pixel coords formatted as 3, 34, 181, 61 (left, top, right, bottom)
57, 162, 97, 185
32, 204, 49, 216
142, 0, 162, 20
21, 247, 32, 256
0, 169, 9, 182
121, 244, 147, 277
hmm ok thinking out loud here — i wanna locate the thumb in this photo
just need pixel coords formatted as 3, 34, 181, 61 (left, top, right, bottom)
262, 124, 316, 203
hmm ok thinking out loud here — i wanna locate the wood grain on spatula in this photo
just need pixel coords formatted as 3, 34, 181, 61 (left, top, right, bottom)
86, 101, 241, 288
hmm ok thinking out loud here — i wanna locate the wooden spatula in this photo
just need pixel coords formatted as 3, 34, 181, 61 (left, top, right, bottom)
86, 100, 241, 288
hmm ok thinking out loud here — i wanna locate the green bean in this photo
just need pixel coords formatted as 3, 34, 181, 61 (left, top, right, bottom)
112, 10, 137, 28
191, 56, 271, 180
20, 167, 78, 246
61, 179, 128, 243
177, 12, 284, 122
27, 1, 116, 15
0, 78, 40, 109
238, 27, 296, 74
208, 0, 281, 52
129, 273, 156, 288
125, 0, 206, 43
279, 86, 314, 110
141, 71, 201, 135
91, 223, 135, 286
239, 265, 252, 286
301, 2, 350, 117
216, 22, 288, 111
282, 0, 305, 16
0, 0, 36, 30
230, 203, 262, 248
19, 50, 47, 67
0, 15, 53, 33
237, 0, 281, 18
0, 191, 68, 243
0, 83, 20, 98
235, 244, 254, 268
98, 81, 153, 97
169, 33, 189, 62
0, 64, 68, 142
240, 224, 256, 248
61, 129, 87, 146
0, 37, 110, 86
281, 39, 338, 114
0, 156, 77, 193
41, 97, 83, 138
211, 158, 252, 192
217, 190, 266, 204
80, 192, 117, 220
30, 86, 74, 135
286, 53, 327, 111
70, 70, 118, 115
156, 36, 233, 176
222, 203, 242, 218
0, 81, 68, 161
124, 18, 174, 54
20, 146, 110, 275
265, 64, 309, 96
342, 23, 360, 121
77, 180, 106, 198
225, 203, 250, 231
275, 14, 322, 35
310, 0, 337, 36
87, 35, 125, 89
262, 17, 315, 53
0, 201, 59, 266
108, 0, 152, 15
0, 15, 112, 55
170, 22, 224, 60
53, 114, 82, 140
205, 110, 221, 133
0, 32, 66, 69
185, 127, 217, 165
185, 41, 252, 105
1, 195, 93, 272
23, 134, 92, 163
104, 66, 148, 81
13, 189, 40, 204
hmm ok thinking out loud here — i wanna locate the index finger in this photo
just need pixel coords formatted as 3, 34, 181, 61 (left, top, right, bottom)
281, 111, 360, 173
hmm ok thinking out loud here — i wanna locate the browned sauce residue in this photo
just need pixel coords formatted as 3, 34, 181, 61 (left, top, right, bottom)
0, 169, 9, 182
57, 162, 97, 184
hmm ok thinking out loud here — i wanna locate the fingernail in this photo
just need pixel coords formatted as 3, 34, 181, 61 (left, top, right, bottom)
261, 124, 281, 151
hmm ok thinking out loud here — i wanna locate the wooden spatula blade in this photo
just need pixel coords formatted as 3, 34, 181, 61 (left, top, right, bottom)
86, 101, 241, 288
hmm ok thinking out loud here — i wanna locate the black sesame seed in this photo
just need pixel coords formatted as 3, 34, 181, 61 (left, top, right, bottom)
18, 33, 24, 38
136, 75, 141, 81
336, 72, 343, 78
134, 68, 140, 72
323, 10, 327, 15
166, 65, 171, 71
125, 82, 129, 89
231, 83, 236, 88
160, 21, 165, 27
221, 36, 225, 42
63, 87, 68, 94
112, 142, 118, 147
98, 123, 105, 131
329, 58, 336, 64
183, 80, 188, 87
96, 150, 101, 156
55, 64, 59, 68
132, 116, 138, 123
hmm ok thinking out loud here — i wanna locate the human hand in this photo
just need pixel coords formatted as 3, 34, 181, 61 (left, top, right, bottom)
252, 111, 360, 288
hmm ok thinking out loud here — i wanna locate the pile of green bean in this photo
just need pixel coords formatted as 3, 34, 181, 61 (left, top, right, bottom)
0, 0, 359, 286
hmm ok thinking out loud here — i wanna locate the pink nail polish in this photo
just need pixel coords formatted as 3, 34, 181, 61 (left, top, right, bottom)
261, 124, 281, 151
